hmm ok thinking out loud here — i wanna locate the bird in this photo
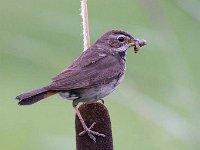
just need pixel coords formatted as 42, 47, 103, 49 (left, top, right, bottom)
16, 29, 146, 141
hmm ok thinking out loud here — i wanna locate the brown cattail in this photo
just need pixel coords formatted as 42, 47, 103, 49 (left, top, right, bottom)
75, 102, 113, 150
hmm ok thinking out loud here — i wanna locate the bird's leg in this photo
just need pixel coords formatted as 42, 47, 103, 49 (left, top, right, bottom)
73, 101, 106, 142
98, 99, 104, 104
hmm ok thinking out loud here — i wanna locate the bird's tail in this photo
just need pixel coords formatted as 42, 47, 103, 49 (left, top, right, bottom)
16, 86, 57, 105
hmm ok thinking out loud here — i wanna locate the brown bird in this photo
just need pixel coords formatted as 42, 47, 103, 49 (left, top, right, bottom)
16, 30, 146, 141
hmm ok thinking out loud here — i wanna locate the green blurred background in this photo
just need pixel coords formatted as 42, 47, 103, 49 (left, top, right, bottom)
1, 0, 200, 149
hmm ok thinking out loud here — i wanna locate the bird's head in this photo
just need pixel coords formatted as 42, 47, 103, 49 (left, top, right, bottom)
95, 30, 146, 54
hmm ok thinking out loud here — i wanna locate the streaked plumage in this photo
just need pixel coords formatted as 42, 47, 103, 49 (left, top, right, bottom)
15, 29, 146, 141
16, 30, 145, 105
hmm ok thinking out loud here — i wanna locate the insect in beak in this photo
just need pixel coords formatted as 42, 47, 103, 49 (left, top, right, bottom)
128, 39, 147, 53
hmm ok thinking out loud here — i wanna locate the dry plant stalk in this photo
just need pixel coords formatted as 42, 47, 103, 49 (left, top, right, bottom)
81, 0, 90, 51
76, 0, 113, 149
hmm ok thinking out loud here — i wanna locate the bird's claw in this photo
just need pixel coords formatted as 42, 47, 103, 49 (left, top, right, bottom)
79, 122, 106, 142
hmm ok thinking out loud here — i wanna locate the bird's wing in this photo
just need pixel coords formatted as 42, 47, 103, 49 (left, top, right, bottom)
49, 52, 123, 90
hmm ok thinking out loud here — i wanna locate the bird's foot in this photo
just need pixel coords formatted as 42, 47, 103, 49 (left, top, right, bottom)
79, 122, 106, 142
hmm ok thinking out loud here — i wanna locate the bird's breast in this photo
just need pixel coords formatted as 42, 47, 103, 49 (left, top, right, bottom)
79, 75, 125, 103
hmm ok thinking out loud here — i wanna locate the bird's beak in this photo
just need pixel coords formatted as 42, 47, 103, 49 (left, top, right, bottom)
128, 39, 147, 53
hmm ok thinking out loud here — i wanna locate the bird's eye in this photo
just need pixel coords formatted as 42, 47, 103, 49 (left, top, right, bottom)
117, 36, 125, 42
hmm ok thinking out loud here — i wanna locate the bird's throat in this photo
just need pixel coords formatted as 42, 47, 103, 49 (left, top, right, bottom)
118, 51, 126, 59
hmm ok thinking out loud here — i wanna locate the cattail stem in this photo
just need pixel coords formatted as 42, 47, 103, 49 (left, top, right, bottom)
77, 1, 113, 149
81, 0, 90, 51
